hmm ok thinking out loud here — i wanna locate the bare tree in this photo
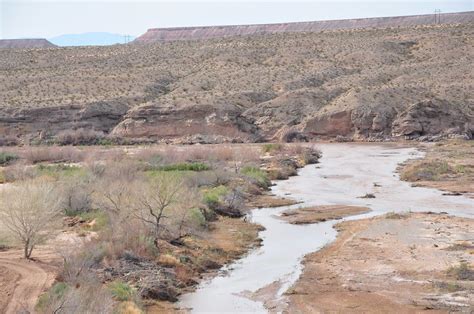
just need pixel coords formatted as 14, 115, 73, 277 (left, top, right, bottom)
134, 175, 183, 245
0, 179, 62, 258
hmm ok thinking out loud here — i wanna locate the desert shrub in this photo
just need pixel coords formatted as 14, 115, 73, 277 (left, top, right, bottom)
262, 143, 283, 153
241, 166, 271, 188
0, 152, 18, 165
447, 262, 474, 280
109, 281, 135, 301
0, 135, 19, 146
55, 129, 106, 146
23, 146, 85, 164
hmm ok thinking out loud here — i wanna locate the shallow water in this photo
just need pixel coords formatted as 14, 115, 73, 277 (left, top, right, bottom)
178, 143, 473, 313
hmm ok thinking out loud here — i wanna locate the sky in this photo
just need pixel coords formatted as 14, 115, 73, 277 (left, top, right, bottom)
0, 0, 472, 39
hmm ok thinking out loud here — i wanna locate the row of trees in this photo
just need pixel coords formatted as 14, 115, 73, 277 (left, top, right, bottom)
0, 172, 200, 259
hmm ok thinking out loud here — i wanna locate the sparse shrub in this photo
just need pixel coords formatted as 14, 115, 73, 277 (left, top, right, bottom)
0, 152, 18, 165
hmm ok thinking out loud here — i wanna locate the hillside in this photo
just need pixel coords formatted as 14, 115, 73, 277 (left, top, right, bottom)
135, 11, 474, 43
0, 39, 56, 49
0, 18, 473, 145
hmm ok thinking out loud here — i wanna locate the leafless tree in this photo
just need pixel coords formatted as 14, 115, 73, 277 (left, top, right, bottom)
0, 179, 62, 258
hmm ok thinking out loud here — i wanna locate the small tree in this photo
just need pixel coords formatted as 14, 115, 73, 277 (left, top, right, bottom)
0, 180, 62, 258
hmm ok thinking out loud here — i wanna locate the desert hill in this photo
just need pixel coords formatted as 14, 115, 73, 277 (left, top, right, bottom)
135, 11, 474, 43
0, 13, 473, 145
0, 39, 56, 49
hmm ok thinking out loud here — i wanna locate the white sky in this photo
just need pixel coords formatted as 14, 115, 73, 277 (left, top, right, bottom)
1, 0, 472, 39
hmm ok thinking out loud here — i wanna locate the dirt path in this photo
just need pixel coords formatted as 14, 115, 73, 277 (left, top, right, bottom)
0, 250, 58, 314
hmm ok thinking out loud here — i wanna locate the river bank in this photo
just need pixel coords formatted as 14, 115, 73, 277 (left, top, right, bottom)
286, 212, 474, 313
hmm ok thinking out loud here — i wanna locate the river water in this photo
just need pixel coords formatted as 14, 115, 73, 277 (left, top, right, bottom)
178, 143, 473, 313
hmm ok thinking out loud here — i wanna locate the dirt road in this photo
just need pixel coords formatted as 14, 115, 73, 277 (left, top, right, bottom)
0, 250, 58, 314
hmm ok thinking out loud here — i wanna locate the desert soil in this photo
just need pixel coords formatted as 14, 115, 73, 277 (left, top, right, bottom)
285, 212, 474, 313
279, 205, 370, 224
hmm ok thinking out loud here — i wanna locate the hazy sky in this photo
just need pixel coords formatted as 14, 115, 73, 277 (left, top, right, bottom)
1, 0, 472, 39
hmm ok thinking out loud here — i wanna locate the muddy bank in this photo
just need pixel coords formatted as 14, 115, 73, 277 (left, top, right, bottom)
286, 212, 474, 313
280, 205, 370, 224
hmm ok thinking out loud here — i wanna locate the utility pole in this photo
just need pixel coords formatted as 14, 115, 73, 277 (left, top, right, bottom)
434, 9, 441, 24
123, 35, 131, 44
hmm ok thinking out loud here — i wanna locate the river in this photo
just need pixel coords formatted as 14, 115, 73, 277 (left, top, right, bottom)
178, 143, 473, 313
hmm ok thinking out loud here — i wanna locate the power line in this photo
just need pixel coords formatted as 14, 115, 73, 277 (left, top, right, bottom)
434, 9, 441, 24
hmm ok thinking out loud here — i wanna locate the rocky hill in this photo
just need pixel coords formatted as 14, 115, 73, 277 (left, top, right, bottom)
0, 16, 473, 145
135, 11, 474, 43
0, 39, 56, 49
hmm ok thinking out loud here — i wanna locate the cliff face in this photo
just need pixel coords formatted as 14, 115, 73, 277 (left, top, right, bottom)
0, 39, 56, 49
0, 15, 473, 145
134, 11, 474, 43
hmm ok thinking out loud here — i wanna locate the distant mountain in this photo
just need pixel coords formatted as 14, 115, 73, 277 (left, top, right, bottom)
49, 32, 135, 47
0, 39, 56, 49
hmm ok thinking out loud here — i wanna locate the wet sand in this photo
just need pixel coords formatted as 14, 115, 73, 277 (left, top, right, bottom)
280, 205, 370, 224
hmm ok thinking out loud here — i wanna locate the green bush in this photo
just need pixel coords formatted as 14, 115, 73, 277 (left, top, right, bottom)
0, 152, 18, 165
189, 208, 207, 228
241, 166, 271, 188
109, 281, 135, 301
203, 185, 229, 209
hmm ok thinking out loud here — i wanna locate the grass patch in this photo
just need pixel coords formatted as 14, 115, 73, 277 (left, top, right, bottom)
36, 163, 86, 178
241, 166, 271, 188
0, 152, 18, 166
109, 281, 135, 301
158, 162, 210, 172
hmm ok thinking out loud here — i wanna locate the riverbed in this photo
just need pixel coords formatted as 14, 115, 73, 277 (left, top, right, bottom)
178, 143, 473, 313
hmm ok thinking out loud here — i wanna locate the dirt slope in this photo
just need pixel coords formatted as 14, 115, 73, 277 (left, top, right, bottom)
0, 14, 473, 144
